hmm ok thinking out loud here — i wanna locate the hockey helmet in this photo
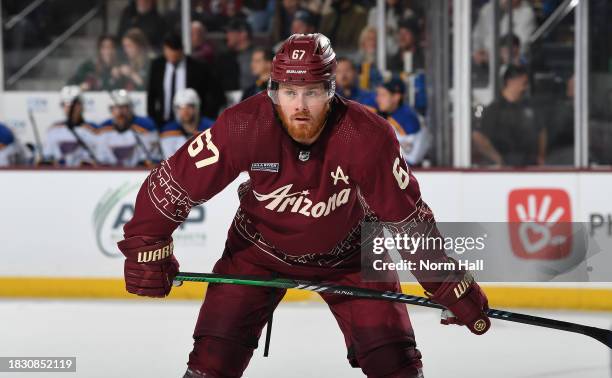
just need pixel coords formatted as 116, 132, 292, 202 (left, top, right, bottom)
173, 88, 201, 119
109, 89, 132, 108
268, 33, 337, 103
60, 85, 84, 106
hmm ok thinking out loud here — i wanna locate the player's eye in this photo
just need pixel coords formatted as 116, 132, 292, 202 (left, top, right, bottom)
283, 90, 297, 97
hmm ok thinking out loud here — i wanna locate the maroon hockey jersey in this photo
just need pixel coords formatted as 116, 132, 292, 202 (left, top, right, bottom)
122, 92, 447, 286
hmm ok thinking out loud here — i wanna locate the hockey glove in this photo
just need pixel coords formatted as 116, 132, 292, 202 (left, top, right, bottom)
117, 236, 179, 298
427, 272, 490, 335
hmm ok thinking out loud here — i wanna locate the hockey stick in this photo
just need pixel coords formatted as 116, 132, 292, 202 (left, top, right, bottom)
174, 272, 612, 349
106, 90, 161, 163
27, 110, 45, 163
129, 125, 155, 163
65, 98, 100, 165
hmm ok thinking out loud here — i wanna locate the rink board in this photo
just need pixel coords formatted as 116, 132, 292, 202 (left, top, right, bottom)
1, 169, 611, 309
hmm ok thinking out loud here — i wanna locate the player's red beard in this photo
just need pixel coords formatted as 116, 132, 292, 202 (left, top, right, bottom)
277, 103, 330, 144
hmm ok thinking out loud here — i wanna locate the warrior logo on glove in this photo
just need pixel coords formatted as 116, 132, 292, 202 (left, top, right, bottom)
137, 243, 174, 263
473, 319, 488, 333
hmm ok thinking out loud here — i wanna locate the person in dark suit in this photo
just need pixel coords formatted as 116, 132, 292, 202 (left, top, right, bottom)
240, 47, 273, 102
215, 19, 256, 92
147, 33, 226, 127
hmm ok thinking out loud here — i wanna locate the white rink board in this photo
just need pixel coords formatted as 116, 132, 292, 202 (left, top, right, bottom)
1, 170, 612, 286
0, 170, 243, 278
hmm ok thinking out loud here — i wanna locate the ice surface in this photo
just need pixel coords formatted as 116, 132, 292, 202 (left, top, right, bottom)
0, 299, 610, 378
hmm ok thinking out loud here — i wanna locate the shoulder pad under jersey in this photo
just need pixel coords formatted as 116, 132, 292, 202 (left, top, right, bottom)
160, 121, 183, 138
388, 105, 420, 135
132, 116, 157, 133
0, 123, 15, 145
199, 117, 215, 131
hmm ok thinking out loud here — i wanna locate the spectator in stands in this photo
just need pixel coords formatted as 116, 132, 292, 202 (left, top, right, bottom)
117, 0, 166, 50
160, 88, 214, 159
97, 90, 160, 167
42, 86, 99, 167
375, 78, 431, 166
387, 19, 424, 73
335, 57, 376, 108
118, 28, 152, 91
271, 0, 302, 44
191, 0, 227, 32
473, 33, 525, 90
243, 0, 275, 32
319, 0, 368, 52
292, 9, 318, 35
543, 75, 574, 165
241, 48, 273, 101
191, 21, 215, 64
352, 26, 384, 91
472, 0, 536, 66
367, 0, 417, 57
500, 33, 524, 67
301, 0, 326, 15
216, 19, 256, 91
472, 65, 544, 166
0, 123, 26, 166
69, 35, 122, 91
272, 9, 318, 52
225, 0, 248, 21
148, 33, 226, 127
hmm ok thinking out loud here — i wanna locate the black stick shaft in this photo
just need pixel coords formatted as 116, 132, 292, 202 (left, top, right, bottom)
27, 110, 45, 162
174, 272, 612, 349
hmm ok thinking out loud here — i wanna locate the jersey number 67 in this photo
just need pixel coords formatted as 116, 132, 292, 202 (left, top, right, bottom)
188, 129, 220, 168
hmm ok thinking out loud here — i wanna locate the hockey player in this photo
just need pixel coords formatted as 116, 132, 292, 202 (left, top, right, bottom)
0, 123, 26, 166
97, 89, 159, 167
160, 88, 214, 159
335, 57, 377, 109
118, 34, 490, 378
375, 78, 431, 166
42, 86, 99, 166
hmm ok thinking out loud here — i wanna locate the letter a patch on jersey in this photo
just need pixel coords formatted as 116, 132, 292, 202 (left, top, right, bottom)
331, 166, 349, 186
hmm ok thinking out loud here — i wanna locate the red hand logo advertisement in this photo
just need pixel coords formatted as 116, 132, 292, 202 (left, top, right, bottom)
508, 189, 572, 260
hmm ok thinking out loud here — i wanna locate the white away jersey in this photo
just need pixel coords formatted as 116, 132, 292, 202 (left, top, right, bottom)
96, 116, 160, 167
42, 121, 99, 166
159, 118, 214, 159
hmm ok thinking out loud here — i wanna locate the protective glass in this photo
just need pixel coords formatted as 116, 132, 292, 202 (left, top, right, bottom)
268, 80, 335, 106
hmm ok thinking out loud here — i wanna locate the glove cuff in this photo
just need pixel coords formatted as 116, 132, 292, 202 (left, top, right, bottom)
428, 271, 475, 307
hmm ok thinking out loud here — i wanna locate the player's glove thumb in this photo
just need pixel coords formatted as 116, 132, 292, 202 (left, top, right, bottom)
117, 236, 179, 298
428, 272, 490, 335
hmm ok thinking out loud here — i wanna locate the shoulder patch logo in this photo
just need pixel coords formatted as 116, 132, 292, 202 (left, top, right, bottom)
251, 162, 280, 173
331, 166, 349, 186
